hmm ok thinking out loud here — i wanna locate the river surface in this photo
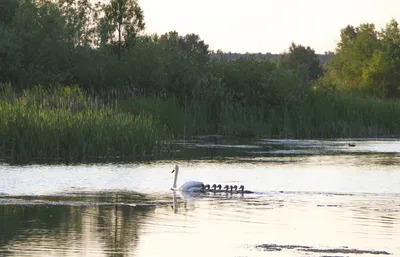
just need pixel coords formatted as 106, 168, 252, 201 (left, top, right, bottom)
1, 138, 400, 257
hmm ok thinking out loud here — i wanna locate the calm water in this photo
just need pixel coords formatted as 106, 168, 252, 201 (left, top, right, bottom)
1, 138, 400, 257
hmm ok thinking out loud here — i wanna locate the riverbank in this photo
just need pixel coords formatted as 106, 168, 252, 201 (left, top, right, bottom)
1, 85, 400, 164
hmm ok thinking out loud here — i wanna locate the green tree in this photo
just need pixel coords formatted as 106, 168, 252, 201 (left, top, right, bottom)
102, 0, 145, 58
0, 0, 19, 25
380, 19, 400, 58
278, 43, 322, 83
360, 19, 400, 98
158, 31, 179, 48
179, 33, 209, 62
158, 31, 209, 62
361, 51, 400, 98
5, 0, 74, 86
322, 23, 380, 93
56, 0, 101, 47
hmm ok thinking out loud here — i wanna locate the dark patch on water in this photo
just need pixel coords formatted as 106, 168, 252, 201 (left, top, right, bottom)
0, 198, 166, 208
0, 190, 175, 208
256, 244, 391, 255
167, 137, 400, 163
0, 249, 13, 255
317, 204, 341, 207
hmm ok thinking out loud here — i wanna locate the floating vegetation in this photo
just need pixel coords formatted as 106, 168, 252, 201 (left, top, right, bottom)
256, 243, 391, 255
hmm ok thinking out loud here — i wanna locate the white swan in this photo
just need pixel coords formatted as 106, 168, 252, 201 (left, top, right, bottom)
171, 165, 205, 192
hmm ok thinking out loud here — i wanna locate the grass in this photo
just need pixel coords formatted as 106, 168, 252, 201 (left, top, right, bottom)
0, 84, 170, 164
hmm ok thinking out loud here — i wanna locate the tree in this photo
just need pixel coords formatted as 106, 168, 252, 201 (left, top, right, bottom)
56, 0, 101, 47
322, 23, 380, 92
0, 0, 19, 25
361, 50, 400, 98
278, 43, 322, 83
158, 31, 179, 48
158, 31, 209, 63
179, 33, 209, 62
4, 0, 74, 86
102, 0, 145, 58
380, 19, 400, 58
380, 19, 400, 43
360, 19, 400, 98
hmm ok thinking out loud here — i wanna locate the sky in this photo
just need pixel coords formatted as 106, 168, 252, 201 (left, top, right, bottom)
140, 0, 400, 54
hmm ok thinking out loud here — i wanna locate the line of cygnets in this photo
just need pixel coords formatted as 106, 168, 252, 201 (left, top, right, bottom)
171, 165, 255, 193
202, 184, 254, 194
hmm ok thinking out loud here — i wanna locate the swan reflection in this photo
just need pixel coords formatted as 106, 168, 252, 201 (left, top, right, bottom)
171, 190, 200, 213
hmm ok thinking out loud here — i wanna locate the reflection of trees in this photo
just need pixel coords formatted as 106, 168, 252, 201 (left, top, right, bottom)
0, 193, 155, 256
0, 204, 72, 247
98, 204, 155, 256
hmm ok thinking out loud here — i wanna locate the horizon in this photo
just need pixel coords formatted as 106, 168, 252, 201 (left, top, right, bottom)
140, 0, 400, 54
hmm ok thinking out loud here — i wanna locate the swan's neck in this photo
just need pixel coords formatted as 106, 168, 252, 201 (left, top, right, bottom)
173, 166, 179, 188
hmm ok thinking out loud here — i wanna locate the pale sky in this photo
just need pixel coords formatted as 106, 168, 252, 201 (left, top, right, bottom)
140, 0, 400, 54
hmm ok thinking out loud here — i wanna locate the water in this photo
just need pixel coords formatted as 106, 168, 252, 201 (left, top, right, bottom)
1, 138, 400, 257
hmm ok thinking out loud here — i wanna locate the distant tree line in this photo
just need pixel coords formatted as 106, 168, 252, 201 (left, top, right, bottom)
0, 0, 313, 108
210, 51, 334, 66
1, 0, 400, 102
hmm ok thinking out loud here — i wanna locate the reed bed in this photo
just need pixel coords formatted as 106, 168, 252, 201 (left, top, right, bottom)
2, 84, 400, 164
121, 91, 400, 139
0, 84, 169, 164
293, 92, 400, 138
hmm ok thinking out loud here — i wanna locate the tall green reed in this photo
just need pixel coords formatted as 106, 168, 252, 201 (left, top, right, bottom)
0, 84, 169, 164
120, 90, 400, 139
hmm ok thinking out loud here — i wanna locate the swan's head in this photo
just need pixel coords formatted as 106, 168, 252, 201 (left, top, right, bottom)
212, 184, 217, 190
205, 184, 210, 190
223, 185, 229, 191
239, 185, 244, 191
233, 185, 238, 191
217, 184, 222, 190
